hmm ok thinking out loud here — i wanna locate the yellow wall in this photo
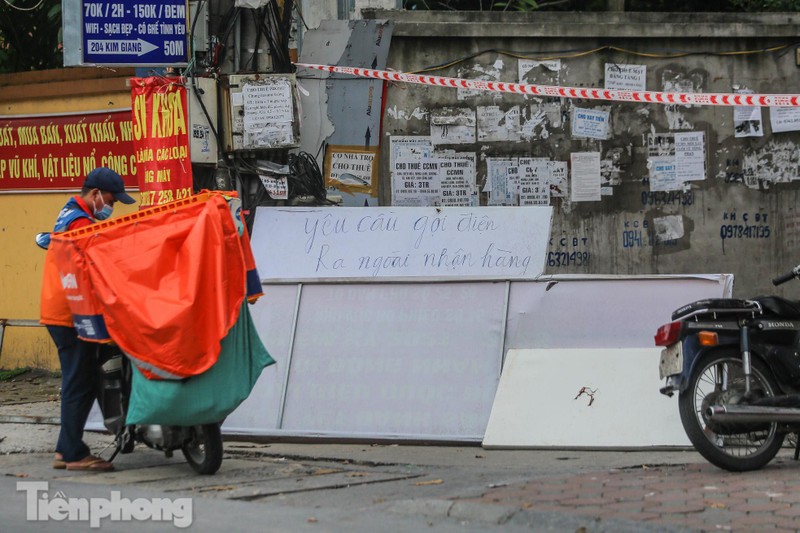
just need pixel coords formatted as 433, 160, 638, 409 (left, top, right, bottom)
0, 68, 137, 369
0, 192, 140, 369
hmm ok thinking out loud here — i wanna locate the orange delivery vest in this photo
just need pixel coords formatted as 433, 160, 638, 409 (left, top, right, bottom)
40, 196, 94, 327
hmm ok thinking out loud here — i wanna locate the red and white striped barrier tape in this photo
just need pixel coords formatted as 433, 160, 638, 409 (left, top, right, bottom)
295, 62, 800, 107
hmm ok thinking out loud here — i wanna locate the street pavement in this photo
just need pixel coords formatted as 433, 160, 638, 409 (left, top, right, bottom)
2, 401, 800, 531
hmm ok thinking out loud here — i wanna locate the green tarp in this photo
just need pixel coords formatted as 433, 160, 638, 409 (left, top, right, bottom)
125, 302, 275, 426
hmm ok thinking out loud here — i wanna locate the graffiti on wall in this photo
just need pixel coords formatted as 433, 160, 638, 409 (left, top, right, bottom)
548, 234, 591, 269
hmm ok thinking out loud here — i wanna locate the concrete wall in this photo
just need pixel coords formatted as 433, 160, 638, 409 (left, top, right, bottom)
365, 10, 800, 298
0, 68, 140, 370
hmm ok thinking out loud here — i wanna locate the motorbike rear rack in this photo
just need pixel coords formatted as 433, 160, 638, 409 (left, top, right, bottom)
671, 299, 762, 321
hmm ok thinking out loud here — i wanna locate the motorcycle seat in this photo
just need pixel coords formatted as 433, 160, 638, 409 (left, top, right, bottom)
753, 296, 800, 318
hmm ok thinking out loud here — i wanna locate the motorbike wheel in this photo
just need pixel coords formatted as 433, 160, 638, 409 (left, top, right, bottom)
678, 350, 784, 472
181, 423, 223, 475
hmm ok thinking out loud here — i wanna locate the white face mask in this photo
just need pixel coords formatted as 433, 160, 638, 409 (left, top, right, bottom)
93, 193, 113, 220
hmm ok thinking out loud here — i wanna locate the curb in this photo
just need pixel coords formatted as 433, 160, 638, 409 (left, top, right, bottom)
0, 415, 60, 425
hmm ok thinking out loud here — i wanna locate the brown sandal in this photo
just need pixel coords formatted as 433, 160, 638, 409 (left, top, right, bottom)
53, 453, 66, 470
65, 455, 114, 472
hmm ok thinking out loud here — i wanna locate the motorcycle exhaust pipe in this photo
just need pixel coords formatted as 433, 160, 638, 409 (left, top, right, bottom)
707, 405, 800, 424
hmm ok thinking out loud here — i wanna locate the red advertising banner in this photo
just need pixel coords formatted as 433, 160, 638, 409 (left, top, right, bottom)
0, 111, 138, 192
130, 77, 193, 208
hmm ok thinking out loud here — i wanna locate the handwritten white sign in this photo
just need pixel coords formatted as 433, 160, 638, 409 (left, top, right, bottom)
252, 207, 553, 281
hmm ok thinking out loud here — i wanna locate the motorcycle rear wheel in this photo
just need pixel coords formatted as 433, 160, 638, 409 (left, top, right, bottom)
181, 423, 223, 475
678, 350, 784, 472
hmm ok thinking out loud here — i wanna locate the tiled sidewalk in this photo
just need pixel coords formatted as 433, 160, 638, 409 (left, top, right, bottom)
464, 455, 800, 532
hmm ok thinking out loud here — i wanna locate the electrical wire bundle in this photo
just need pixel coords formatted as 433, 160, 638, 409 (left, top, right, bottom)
287, 151, 333, 204
253, 0, 294, 73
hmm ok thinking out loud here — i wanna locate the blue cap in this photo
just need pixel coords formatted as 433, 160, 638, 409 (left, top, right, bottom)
85, 167, 136, 204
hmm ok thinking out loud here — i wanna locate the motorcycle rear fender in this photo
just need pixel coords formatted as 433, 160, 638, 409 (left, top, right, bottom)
668, 334, 751, 395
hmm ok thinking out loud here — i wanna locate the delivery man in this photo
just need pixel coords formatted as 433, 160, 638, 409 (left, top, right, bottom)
40, 167, 135, 472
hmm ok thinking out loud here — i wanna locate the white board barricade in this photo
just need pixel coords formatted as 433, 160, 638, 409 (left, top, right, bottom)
251, 206, 553, 281
86, 273, 732, 444
219, 273, 732, 444
84, 200, 732, 448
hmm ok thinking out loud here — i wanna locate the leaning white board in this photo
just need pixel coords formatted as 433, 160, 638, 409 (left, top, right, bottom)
272, 282, 508, 439
482, 348, 692, 448
506, 274, 734, 349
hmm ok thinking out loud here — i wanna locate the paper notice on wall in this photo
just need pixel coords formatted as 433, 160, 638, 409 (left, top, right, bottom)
648, 157, 681, 192
438, 152, 477, 206
242, 79, 294, 132
390, 136, 437, 206
392, 156, 442, 206
570, 152, 601, 202
507, 161, 521, 205
240, 77, 296, 148
390, 136, 433, 166
571, 107, 610, 140
430, 108, 476, 146
477, 105, 521, 142
518, 59, 561, 84
521, 101, 563, 140
518, 158, 550, 206
734, 90, 763, 138
769, 107, 800, 133
734, 105, 763, 137
653, 215, 684, 243
548, 161, 568, 198
647, 132, 675, 157
674, 131, 706, 182
485, 158, 514, 206
456, 62, 503, 101
601, 155, 622, 189
742, 140, 800, 189
325, 147, 378, 195
258, 175, 289, 200
604, 63, 646, 92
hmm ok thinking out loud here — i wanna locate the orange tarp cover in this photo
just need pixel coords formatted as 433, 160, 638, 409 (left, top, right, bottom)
50, 193, 250, 379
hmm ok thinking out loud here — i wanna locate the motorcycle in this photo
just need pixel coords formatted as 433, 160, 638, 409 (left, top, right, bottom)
655, 264, 800, 472
36, 232, 224, 475
98, 348, 224, 475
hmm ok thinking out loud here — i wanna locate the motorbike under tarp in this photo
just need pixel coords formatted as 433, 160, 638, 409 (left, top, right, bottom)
50, 191, 261, 380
